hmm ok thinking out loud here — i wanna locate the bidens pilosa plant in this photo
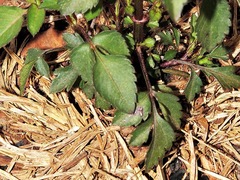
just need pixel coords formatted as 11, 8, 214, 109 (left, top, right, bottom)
0, 0, 239, 171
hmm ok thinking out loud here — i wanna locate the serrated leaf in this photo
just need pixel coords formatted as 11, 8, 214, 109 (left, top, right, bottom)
92, 30, 130, 56
158, 31, 174, 46
27, 4, 45, 36
93, 52, 137, 113
40, 0, 60, 10
196, 0, 231, 52
84, 0, 102, 21
145, 108, 175, 171
113, 92, 151, 126
162, 0, 188, 22
58, 0, 99, 15
129, 117, 153, 146
184, 68, 203, 102
206, 45, 228, 60
0, 6, 25, 48
20, 48, 44, 95
203, 66, 240, 89
35, 58, 50, 77
50, 65, 79, 93
70, 43, 95, 84
155, 92, 182, 129
63, 32, 84, 49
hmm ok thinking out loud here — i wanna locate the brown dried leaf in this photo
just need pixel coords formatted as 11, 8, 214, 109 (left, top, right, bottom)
21, 26, 66, 57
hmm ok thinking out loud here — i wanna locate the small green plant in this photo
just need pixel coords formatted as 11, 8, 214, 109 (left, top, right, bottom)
0, 0, 239, 172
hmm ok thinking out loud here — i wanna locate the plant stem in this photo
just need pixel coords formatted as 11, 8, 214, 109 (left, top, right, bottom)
133, 0, 146, 42
136, 46, 155, 101
66, 15, 95, 49
134, 0, 143, 20
160, 59, 204, 70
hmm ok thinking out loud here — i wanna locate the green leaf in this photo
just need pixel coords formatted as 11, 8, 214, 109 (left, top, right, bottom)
20, 48, 46, 95
79, 81, 95, 99
20, 61, 35, 95
35, 58, 50, 77
141, 37, 155, 48
145, 108, 175, 171
164, 49, 177, 61
158, 31, 174, 46
113, 92, 151, 126
162, 0, 188, 22
196, 0, 231, 52
113, 107, 144, 126
184, 68, 203, 102
63, 32, 84, 49
203, 66, 240, 89
40, 0, 60, 10
58, 0, 99, 15
206, 45, 228, 60
25, 48, 44, 64
27, 4, 45, 36
173, 27, 180, 47
95, 92, 111, 110
0, 6, 25, 48
93, 52, 137, 113
92, 30, 130, 56
155, 92, 182, 129
84, 0, 102, 21
70, 43, 95, 83
50, 65, 79, 93
129, 117, 153, 146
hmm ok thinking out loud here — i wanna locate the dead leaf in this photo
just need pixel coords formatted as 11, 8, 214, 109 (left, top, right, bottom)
21, 26, 66, 57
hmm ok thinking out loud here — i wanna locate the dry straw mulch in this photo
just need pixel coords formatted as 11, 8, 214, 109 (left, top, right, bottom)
0, 5, 240, 179
1, 43, 240, 180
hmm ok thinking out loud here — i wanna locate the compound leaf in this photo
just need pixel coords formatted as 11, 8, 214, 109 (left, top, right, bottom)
162, 0, 188, 22
155, 92, 182, 129
184, 68, 203, 101
196, 0, 231, 52
58, 0, 99, 15
145, 108, 175, 171
27, 4, 45, 36
129, 117, 153, 146
113, 92, 151, 126
50, 65, 79, 93
203, 66, 240, 89
92, 30, 130, 56
93, 52, 137, 113
0, 6, 25, 48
